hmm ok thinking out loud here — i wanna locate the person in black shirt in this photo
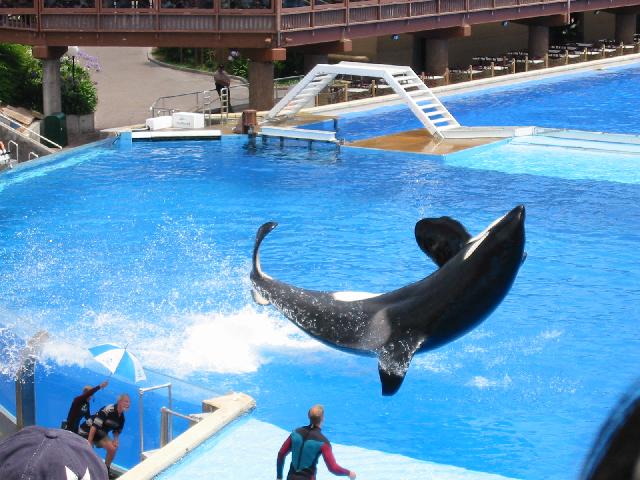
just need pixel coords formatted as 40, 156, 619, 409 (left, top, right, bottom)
79, 393, 130, 474
64, 380, 108, 433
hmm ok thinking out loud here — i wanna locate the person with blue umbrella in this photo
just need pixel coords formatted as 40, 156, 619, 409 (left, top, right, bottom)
78, 393, 130, 478
63, 379, 109, 433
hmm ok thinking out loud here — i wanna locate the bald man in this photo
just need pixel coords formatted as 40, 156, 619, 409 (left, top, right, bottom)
277, 405, 356, 480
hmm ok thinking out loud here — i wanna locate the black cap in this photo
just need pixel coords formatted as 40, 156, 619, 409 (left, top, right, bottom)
0, 426, 108, 480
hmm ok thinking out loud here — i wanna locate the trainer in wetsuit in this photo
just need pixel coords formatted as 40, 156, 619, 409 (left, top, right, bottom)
64, 380, 108, 433
277, 404, 356, 480
79, 393, 130, 475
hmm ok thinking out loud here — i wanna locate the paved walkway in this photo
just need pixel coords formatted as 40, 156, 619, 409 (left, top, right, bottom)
81, 47, 247, 130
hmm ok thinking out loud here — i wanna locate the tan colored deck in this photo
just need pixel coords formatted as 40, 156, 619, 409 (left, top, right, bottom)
347, 129, 501, 155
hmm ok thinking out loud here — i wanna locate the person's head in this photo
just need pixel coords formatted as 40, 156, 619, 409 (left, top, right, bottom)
116, 393, 130, 413
0, 426, 108, 480
218, 64, 225, 71
82, 384, 94, 401
308, 404, 324, 427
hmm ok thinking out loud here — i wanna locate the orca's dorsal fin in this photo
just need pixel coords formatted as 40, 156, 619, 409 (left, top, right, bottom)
377, 331, 427, 396
414, 217, 471, 268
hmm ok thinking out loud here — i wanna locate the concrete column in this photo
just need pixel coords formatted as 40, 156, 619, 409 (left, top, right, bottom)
412, 35, 426, 74
248, 61, 275, 112
615, 12, 637, 44
32, 46, 67, 116
41, 59, 63, 116
424, 38, 449, 77
528, 24, 550, 58
303, 53, 329, 73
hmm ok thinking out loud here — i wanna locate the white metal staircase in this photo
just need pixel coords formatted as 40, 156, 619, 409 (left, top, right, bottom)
263, 61, 460, 141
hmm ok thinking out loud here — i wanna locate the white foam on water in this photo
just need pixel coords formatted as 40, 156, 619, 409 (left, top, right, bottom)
156, 418, 520, 480
466, 374, 512, 389
140, 306, 327, 375
31, 306, 327, 378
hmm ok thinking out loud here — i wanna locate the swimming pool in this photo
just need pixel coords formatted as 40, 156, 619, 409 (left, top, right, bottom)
1, 62, 639, 480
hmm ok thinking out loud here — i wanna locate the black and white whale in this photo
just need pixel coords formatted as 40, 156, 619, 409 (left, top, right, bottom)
250, 205, 526, 395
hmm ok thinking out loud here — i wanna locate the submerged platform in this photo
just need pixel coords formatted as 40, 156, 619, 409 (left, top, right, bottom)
347, 128, 503, 155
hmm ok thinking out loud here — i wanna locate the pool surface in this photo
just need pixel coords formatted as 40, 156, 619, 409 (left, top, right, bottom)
0, 62, 639, 480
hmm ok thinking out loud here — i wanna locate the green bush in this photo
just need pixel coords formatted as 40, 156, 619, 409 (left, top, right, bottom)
152, 47, 305, 80
0, 44, 97, 115
0, 43, 40, 107
60, 59, 97, 115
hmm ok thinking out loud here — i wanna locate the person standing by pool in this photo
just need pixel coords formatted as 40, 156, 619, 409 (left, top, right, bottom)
277, 404, 356, 480
79, 393, 130, 476
64, 380, 108, 433
213, 64, 233, 112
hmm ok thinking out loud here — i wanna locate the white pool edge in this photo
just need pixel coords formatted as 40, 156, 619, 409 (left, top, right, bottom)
118, 392, 255, 480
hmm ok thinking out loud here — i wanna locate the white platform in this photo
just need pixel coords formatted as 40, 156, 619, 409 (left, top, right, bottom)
442, 126, 536, 139
260, 126, 337, 142
131, 130, 221, 140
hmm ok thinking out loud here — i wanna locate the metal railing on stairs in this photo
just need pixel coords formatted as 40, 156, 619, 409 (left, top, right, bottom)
0, 110, 62, 151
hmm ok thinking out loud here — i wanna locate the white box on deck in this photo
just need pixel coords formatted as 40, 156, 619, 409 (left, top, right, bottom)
145, 116, 173, 131
172, 112, 205, 129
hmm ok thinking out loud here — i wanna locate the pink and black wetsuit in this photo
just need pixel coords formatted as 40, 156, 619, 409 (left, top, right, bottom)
277, 425, 351, 480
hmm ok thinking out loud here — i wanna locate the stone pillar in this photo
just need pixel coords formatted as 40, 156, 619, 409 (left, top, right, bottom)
528, 24, 550, 58
412, 35, 426, 74
248, 61, 275, 112
32, 46, 68, 116
615, 12, 637, 44
424, 38, 449, 77
303, 54, 329, 73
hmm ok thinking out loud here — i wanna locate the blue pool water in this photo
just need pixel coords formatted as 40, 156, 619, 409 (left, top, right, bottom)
335, 63, 640, 141
1, 62, 639, 480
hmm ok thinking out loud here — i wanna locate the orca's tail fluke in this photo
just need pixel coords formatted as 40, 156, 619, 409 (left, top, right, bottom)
251, 222, 278, 305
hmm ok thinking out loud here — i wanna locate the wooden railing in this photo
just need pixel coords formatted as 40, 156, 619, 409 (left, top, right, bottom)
0, 0, 591, 36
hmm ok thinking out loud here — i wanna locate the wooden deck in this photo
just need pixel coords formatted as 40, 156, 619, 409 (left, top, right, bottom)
1, 0, 638, 48
347, 128, 501, 155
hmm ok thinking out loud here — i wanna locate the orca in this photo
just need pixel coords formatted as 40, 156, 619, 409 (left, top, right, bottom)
250, 205, 526, 395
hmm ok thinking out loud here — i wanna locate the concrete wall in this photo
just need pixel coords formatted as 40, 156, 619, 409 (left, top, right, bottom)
0, 123, 55, 164
582, 11, 616, 42
66, 113, 95, 135
449, 22, 529, 66
350, 17, 621, 69
373, 34, 415, 65
352, 22, 530, 68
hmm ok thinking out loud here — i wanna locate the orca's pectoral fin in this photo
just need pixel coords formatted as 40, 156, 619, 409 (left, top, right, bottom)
377, 331, 427, 396
414, 217, 471, 268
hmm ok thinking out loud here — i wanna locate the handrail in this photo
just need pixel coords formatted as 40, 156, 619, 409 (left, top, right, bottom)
0, 111, 62, 150
149, 77, 301, 119
149, 85, 247, 118
159, 407, 203, 447
138, 383, 172, 460
7, 140, 18, 163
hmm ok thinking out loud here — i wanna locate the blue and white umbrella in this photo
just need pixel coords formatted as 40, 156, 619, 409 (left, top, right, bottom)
89, 343, 146, 383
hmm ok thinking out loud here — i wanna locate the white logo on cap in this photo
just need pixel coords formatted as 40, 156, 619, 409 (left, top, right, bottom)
65, 466, 91, 480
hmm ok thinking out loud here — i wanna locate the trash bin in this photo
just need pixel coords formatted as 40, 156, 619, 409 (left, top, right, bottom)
42, 112, 68, 147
